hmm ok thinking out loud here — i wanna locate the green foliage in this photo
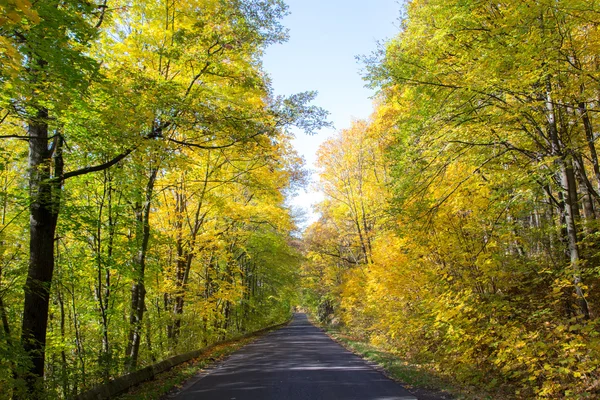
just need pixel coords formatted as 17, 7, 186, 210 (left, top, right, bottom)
0, 0, 326, 397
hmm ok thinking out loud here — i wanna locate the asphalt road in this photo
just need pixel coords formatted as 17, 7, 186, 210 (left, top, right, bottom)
173, 313, 418, 400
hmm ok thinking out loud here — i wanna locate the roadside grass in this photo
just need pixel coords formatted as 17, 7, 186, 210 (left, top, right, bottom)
330, 331, 445, 388
319, 324, 507, 400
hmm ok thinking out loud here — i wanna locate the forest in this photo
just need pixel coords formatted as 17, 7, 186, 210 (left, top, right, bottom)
302, 0, 600, 398
0, 0, 328, 398
3, 0, 600, 399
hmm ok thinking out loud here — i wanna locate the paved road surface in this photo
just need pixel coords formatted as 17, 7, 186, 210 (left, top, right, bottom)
173, 313, 417, 400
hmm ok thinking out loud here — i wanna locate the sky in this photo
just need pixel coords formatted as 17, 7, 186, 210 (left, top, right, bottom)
262, 0, 402, 228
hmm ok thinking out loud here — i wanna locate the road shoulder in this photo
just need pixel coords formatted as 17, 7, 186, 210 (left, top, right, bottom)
310, 320, 455, 400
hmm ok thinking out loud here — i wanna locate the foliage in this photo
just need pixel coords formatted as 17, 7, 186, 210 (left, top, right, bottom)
303, 1, 600, 397
0, 0, 327, 397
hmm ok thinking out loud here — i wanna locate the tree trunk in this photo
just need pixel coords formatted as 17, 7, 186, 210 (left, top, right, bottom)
573, 154, 596, 221
168, 181, 206, 343
125, 167, 158, 371
95, 170, 117, 381
0, 296, 9, 339
559, 158, 589, 318
546, 87, 590, 318
57, 288, 69, 398
578, 101, 600, 192
20, 108, 61, 397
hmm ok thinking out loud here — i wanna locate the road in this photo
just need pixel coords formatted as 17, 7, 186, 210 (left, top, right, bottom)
173, 313, 418, 400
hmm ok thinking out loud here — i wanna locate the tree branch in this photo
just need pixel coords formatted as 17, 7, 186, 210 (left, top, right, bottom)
168, 131, 265, 150
95, 0, 109, 28
57, 148, 134, 182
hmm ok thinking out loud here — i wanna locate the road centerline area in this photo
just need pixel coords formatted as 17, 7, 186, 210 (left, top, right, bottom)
172, 313, 418, 400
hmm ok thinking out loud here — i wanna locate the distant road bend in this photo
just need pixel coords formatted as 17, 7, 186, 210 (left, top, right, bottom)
174, 313, 418, 400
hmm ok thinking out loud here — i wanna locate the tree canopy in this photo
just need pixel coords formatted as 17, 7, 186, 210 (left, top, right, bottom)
302, 0, 600, 397
0, 0, 327, 398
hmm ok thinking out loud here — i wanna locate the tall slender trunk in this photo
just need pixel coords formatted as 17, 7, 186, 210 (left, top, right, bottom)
145, 316, 156, 363
560, 158, 590, 318
168, 190, 186, 343
0, 296, 9, 339
171, 252, 193, 341
0, 187, 12, 344
546, 87, 590, 318
573, 155, 596, 221
0, 255, 10, 341
167, 175, 207, 343
95, 170, 117, 381
353, 216, 369, 264
69, 276, 85, 394
57, 288, 69, 399
125, 166, 158, 371
578, 101, 600, 192
360, 200, 373, 262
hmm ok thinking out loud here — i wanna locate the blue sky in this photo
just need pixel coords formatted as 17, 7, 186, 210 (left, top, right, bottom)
262, 0, 402, 226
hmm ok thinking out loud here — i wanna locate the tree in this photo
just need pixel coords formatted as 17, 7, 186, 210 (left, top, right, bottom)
305, 0, 600, 396
4, 2, 111, 395
0, 0, 328, 396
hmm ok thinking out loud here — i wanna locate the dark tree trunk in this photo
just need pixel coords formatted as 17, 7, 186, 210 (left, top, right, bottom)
20, 108, 61, 396
125, 167, 158, 372
57, 288, 69, 398
0, 296, 9, 339
578, 101, 600, 193
94, 170, 118, 381
167, 182, 206, 343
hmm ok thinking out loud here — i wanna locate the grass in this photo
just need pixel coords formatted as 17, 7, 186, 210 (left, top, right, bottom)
324, 329, 458, 400
318, 323, 504, 400
330, 331, 445, 388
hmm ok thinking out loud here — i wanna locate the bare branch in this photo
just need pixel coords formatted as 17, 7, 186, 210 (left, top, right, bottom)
58, 148, 134, 182
168, 131, 265, 150
95, 0, 109, 28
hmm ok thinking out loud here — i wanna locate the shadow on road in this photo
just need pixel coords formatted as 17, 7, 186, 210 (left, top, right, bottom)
173, 313, 417, 400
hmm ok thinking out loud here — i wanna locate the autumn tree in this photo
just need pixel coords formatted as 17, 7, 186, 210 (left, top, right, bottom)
0, 0, 327, 397
304, 0, 600, 397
